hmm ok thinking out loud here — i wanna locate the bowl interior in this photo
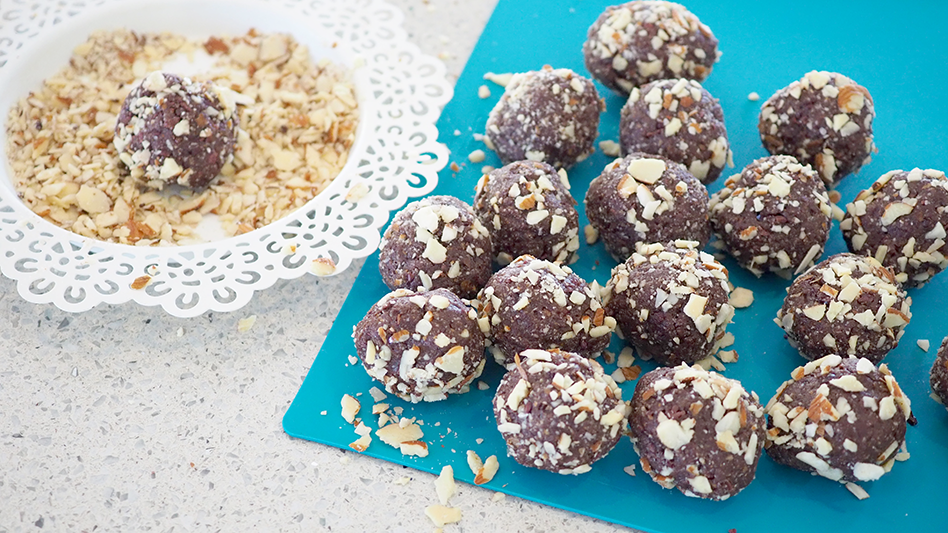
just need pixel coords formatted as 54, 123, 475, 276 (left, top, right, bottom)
0, 0, 368, 245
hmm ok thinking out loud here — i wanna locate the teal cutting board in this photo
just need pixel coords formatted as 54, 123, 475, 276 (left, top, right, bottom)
284, 1, 948, 531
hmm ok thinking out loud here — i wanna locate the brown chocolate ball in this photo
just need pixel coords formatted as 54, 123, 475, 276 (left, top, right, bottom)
776, 253, 911, 364
476, 255, 614, 370
115, 71, 239, 191
583, 1, 719, 95
378, 195, 492, 299
353, 288, 486, 403
585, 152, 710, 261
603, 241, 734, 366
473, 161, 580, 265
485, 66, 603, 169
493, 349, 629, 474
931, 337, 948, 408
630, 364, 766, 500
710, 155, 836, 277
841, 168, 948, 288
759, 71, 875, 187
765, 355, 912, 484
619, 78, 731, 183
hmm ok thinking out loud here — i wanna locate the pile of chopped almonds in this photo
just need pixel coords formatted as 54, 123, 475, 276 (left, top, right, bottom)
5, 28, 358, 246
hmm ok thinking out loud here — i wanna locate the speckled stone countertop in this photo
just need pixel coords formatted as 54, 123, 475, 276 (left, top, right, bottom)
0, 1, 630, 531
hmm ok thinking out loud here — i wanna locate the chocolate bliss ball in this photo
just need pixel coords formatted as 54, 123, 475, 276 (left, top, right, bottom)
841, 168, 948, 288
115, 71, 242, 190
619, 78, 731, 183
583, 1, 719, 95
473, 161, 580, 265
485, 66, 603, 169
493, 349, 629, 474
759, 71, 875, 187
776, 254, 911, 364
630, 364, 766, 500
603, 241, 734, 366
765, 355, 912, 485
709, 155, 837, 277
477, 255, 614, 369
378, 195, 492, 299
585, 152, 710, 261
353, 288, 486, 403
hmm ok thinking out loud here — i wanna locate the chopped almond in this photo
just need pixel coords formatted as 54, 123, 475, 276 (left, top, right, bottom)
474, 455, 499, 484
435, 466, 456, 505
466, 450, 484, 476
399, 440, 429, 457
425, 505, 462, 527
340, 394, 360, 424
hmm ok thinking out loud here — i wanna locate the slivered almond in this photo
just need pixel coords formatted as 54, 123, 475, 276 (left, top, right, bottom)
466, 450, 484, 475
435, 465, 457, 505
376, 421, 423, 447
425, 505, 461, 527
349, 434, 371, 452
728, 287, 754, 308
399, 440, 429, 457
837, 85, 866, 114
617, 174, 637, 198
881, 202, 914, 225
474, 455, 499, 484
341, 394, 360, 423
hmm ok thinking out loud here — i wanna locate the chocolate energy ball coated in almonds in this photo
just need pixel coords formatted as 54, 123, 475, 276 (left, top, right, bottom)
473, 161, 580, 265
476, 255, 614, 370
619, 78, 731, 183
485, 66, 603, 169
582, 1, 720, 95
603, 241, 734, 366
931, 337, 948, 408
630, 364, 766, 500
585, 152, 710, 261
710, 155, 838, 277
493, 349, 629, 474
776, 253, 911, 364
353, 288, 486, 403
759, 71, 875, 187
765, 355, 912, 485
378, 195, 492, 299
115, 71, 242, 191
841, 168, 948, 288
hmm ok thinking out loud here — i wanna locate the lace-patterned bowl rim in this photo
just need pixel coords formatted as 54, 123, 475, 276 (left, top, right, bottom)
0, 0, 452, 316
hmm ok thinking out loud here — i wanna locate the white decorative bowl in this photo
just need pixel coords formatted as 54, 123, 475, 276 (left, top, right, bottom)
0, 0, 451, 316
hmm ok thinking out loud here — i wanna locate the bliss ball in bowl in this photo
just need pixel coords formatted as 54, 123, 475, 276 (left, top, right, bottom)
619, 78, 730, 183
115, 71, 244, 191
759, 71, 875, 187
585, 152, 710, 261
583, 1, 719, 95
484, 66, 603, 169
